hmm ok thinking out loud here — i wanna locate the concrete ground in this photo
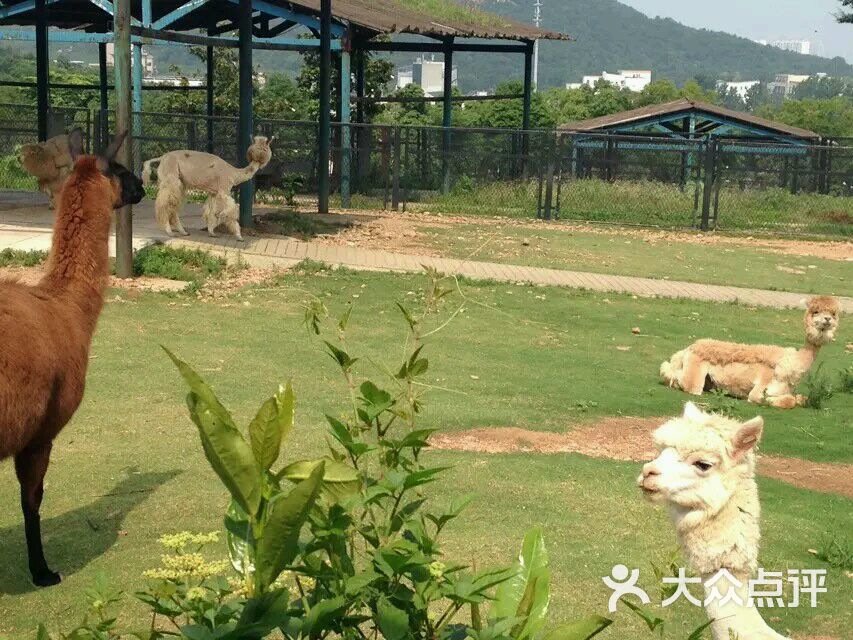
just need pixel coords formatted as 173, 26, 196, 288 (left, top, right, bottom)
2, 190, 851, 313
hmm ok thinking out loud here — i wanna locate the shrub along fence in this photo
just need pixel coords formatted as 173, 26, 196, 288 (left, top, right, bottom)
1, 103, 851, 237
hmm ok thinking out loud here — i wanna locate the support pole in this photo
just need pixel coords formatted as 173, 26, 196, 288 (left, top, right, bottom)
113, 0, 133, 278
206, 27, 215, 152
98, 42, 109, 150
35, 0, 49, 141
441, 38, 454, 194
521, 40, 534, 179
238, 0, 254, 228
318, 0, 332, 213
340, 42, 352, 209
354, 48, 367, 190
700, 138, 716, 231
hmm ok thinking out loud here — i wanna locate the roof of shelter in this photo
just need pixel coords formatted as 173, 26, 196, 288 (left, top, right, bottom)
561, 98, 819, 140
0, 0, 570, 42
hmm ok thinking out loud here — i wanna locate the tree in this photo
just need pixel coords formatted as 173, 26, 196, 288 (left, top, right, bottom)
758, 96, 853, 138
717, 86, 746, 111
838, 0, 853, 23
744, 82, 772, 112
636, 79, 680, 106
792, 75, 852, 100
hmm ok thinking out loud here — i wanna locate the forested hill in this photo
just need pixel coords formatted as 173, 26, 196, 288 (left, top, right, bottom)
454, 0, 853, 89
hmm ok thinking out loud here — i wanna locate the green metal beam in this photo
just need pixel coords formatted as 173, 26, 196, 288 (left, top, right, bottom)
238, 0, 254, 228
340, 45, 351, 209
317, 0, 332, 214
35, 0, 48, 141
113, 0, 133, 278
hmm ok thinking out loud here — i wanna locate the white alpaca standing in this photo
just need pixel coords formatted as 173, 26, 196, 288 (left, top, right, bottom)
142, 136, 272, 240
637, 403, 788, 640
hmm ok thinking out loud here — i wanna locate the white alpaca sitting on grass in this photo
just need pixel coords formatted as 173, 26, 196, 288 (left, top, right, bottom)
142, 136, 272, 241
638, 403, 788, 640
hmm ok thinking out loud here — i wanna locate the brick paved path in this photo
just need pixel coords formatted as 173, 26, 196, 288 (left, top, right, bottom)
166, 234, 853, 313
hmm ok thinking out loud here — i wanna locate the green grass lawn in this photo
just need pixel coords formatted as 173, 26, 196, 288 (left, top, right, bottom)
414, 222, 853, 297
0, 267, 849, 638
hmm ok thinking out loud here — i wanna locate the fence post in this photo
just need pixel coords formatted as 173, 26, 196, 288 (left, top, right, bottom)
187, 121, 197, 150
391, 126, 401, 211
700, 139, 716, 231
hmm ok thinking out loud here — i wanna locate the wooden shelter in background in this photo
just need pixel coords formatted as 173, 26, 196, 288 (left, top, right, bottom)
0, 0, 569, 276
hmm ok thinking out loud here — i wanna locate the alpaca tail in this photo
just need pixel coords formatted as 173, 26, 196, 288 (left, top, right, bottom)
141, 156, 162, 185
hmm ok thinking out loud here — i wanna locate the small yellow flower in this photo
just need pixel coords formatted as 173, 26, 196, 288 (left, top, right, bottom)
186, 587, 207, 601
429, 561, 446, 579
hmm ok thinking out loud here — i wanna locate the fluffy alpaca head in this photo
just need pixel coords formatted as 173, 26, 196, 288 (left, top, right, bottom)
68, 130, 144, 209
803, 295, 839, 347
246, 135, 273, 168
637, 403, 763, 516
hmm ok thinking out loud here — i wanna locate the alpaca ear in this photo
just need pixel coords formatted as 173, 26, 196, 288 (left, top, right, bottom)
732, 416, 763, 460
68, 128, 85, 161
103, 130, 128, 162
682, 402, 704, 422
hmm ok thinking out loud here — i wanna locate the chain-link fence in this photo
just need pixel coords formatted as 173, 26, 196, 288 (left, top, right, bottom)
1, 103, 851, 237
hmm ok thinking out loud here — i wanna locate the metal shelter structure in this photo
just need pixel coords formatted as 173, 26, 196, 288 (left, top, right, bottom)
562, 98, 820, 144
0, 0, 569, 276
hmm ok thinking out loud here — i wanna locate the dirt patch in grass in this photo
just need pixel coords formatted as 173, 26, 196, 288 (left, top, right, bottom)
430, 418, 853, 498
1, 265, 189, 292
308, 209, 852, 262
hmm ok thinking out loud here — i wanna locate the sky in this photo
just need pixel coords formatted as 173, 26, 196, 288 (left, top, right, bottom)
620, 0, 852, 62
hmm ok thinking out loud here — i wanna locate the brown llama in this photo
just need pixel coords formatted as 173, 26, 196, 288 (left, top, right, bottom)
0, 129, 143, 587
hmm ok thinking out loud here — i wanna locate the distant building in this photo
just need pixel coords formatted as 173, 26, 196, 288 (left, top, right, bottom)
768, 73, 813, 98
106, 42, 156, 77
396, 56, 458, 97
717, 80, 760, 99
577, 70, 652, 92
757, 39, 811, 55
152, 76, 204, 88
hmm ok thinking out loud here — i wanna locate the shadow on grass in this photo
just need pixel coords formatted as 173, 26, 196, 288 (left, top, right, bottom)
0, 468, 180, 595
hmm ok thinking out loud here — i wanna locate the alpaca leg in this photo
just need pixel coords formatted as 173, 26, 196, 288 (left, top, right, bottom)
221, 194, 242, 241
171, 211, 189, 236
678, 352, 708, 395
765, 394, 802, 409
203, 196, 220, 237
15, 442, 60, 587
155, 179, 185, 237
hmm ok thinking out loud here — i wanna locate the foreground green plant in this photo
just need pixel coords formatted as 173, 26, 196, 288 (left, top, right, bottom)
800, 363, 834, 409
36, 292, 615, 640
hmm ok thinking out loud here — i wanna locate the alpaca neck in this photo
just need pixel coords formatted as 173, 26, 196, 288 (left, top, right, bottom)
231, 161, 262, 187
674, 475, 787, 639
702, 573, 788, 640
40, 194, 112, 331
797, 341, 820, 368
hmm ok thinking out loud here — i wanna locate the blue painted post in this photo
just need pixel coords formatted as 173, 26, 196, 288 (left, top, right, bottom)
206, 26, 215, 153
318, 0, 332, 213
441, 38, 454, 194
98, 42, 109, 150
340, 43, 351, 209
238, 0, 254, 228
113, 0, 134, 277
35, 0, 48, 141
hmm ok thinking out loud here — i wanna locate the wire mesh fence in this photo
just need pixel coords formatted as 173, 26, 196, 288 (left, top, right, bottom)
1, 103, 851, 237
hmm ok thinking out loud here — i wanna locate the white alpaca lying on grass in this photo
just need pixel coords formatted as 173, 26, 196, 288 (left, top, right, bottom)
142, 136, 272, 241
638, 403, 788, 640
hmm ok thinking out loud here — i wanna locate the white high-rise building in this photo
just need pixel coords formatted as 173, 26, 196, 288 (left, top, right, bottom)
757, 39, 811, 55
396, 56, 458, 97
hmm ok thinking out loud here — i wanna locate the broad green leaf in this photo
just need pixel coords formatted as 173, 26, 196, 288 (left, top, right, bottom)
541, 616, 613, 640
302, 596, 347, 639
493, 527, 550, 640
224, 499, 253, 576
277, 457, 361, 502
256, 462, 325, 591
187, 392, 262, 517
163, 347, 239, 432
376, 597, 410, 640
249, 382, 294, 470
36, 625, 51, 640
